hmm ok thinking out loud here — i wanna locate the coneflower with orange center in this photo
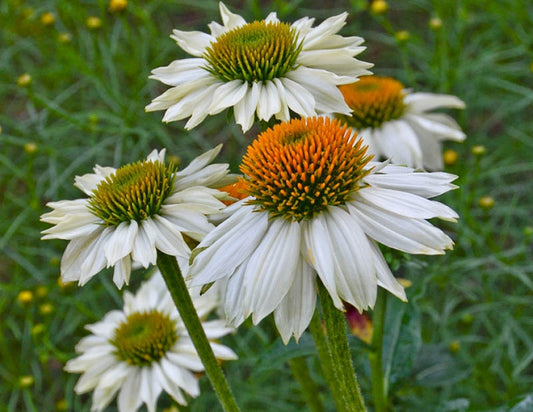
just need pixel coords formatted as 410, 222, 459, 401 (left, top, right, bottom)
336, 75, 466, 170
188, 116, 459, 344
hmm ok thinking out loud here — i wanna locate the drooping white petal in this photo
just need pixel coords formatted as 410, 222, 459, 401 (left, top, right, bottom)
274, 258, 317, 344
242, 218, 301, 324
348, 202, 454, 254
364, 165, 458, 198
234, 81, 260, 132
406, 113, 466, 141
323, 207, 377, 311
131, 223, 157, 268
356, 186, 458, 222
303, 214, 344, 309
404, 92, 465, 113
374, 120, 423, 168
368, 241, 407, 302
149, 58, 208, 86
287, 67, 353, 114
104, 221, 138, 265
208, 80, 249, 115
189, 206, 269, 285
117, 371, 143, 412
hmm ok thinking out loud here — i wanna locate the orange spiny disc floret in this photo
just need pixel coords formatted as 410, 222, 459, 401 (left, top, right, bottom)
240, 117, 372, 221
337, 75, 406, 129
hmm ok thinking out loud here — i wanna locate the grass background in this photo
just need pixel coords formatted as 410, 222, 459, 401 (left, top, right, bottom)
1, 0, 532, 410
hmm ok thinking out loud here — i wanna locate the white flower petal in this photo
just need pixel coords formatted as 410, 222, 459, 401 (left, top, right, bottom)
323, 207, 377, 311
303, 214, 344, 309
405, 92, 465, 113
117, 371, 143, 412
104, 221, 138, 265
170, 30, 213, 57
364, 166, 458, 198
348, 202, 454, 254
208, 80, 249, 115
357, 186, 458, 222
189, 206, 268, 285
274, 259, 317, 344
243, 219, 301, 324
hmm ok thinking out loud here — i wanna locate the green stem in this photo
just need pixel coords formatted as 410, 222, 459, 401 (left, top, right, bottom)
318, 283, 367, 412
156, 251, 241, 412
309, 311, 347, 412
369, 289, 388, 412
288, 356, 326, 412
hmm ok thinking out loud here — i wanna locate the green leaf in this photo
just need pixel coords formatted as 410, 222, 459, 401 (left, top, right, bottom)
382, 298, 422, 389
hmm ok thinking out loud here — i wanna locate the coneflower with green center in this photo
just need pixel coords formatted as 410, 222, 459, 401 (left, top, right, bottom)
188, 116, 459, 344
41, 146, 232, 288
65, 272, 237, 412
145, 2, 372, 132
336, 75, 466, 170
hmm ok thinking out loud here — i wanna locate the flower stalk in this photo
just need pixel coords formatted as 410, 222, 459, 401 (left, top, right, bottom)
288, 356, 326, 412
369, 289, 388, 412
156, 251, 241, 412
316, 282, 367, 412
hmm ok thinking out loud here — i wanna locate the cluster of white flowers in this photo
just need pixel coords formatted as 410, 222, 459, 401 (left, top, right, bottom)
41, 2, 466, 410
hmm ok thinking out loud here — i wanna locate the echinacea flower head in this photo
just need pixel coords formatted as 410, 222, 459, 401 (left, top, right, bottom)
41, 146, 233, 288
188, 117, 459, 343
337, 75, 466, 170
146, 2, 373, 132
65, 272, 237, 412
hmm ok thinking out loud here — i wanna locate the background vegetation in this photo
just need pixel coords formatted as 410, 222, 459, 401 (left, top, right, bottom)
1, 0, 532, 410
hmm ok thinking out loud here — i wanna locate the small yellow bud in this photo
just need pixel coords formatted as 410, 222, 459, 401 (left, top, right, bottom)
18, 290, 34, 304
429, 17, 442, 30
24, 142, 38, 154
39, 303, 54, 315
478, 196, 495, 210
109, 0, 128, 13
57, 32, 72, 43
56, 399, 68, 411
471, 145, 486, 156
443, 149, 458, 166
36, 285, 48, 298
86, 16, 102, 30
448, 340, 461, 353
40, 12, 55, 26
395, 30, 410, 43
31, 323, 46, 336
370, 0, 388, 15
397, 278, 412, 288
524, 226, 533, 237
19, 376, 34, 388
17, 73, 32, 87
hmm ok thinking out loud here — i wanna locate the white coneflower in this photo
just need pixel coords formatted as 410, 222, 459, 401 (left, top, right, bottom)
65, 272, 237, 412
146, 2, 372, 132
337, 75, 466, 170
41, 146, 232, 288
188, 117, 458, 343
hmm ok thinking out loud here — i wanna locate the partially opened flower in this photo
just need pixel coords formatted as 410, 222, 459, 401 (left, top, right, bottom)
41, 146, 233, 288
146, 2, 372, 132
188, 117, 458, 343
65, 271, 237, 412
337, 75, 466, 170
